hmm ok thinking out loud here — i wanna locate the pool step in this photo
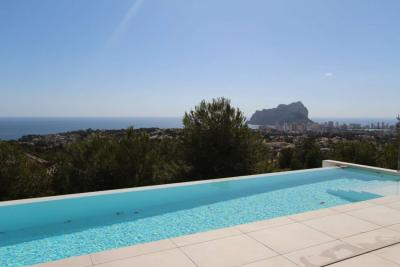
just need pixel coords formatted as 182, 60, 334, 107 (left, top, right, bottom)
327, 189, 381, 202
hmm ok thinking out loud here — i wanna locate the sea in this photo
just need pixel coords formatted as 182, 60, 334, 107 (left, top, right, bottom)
0, 117, 183, 140
0, 117, 397, 141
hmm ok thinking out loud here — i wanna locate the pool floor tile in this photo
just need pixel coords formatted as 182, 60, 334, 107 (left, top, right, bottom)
240, 256, 298, 267
284, 240, 362, 267
90, 239, 176, 265
180, 235, 277, 267
341, 228, 400, 251
94, 248, 195, 267
346, 206, 400, 226
303, 213, 380, 238
248, 223, 334, 254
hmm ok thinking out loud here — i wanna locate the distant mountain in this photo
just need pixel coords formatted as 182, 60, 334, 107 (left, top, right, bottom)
248, 101, 313, 125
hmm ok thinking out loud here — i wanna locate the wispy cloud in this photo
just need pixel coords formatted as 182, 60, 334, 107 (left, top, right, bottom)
106, 0, 145, 47
324, 72, 334, 77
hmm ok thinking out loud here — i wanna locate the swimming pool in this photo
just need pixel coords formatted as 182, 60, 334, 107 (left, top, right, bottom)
1, 166, 399, 266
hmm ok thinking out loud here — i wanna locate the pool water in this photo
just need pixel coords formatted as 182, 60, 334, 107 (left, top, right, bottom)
1, 167, 399, 266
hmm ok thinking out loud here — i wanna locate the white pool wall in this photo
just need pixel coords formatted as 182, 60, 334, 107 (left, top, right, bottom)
322, 160, 399, 176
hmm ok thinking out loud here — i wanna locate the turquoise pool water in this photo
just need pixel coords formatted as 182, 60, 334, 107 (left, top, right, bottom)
0, 167, 399, 266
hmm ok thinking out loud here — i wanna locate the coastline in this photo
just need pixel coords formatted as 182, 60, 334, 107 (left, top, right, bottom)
0, 117, 396, 141
0, 117, 183, 140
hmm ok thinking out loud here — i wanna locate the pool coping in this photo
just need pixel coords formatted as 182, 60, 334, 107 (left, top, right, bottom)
322, 160, 400, 176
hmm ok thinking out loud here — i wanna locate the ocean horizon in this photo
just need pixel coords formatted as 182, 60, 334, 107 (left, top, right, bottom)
0, 117, 183, 140
0, 117, 397, 140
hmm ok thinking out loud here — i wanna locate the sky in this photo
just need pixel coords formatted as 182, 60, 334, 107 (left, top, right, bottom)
0, 0, 399, 118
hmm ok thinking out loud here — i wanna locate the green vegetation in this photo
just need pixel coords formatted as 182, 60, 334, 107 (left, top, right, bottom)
278, 138, 323, 170
0, 142, 53, 200
277, 139, 398, 171
182, 98, 269, 179
53, 128, 159, 193
0, 98, 398, 201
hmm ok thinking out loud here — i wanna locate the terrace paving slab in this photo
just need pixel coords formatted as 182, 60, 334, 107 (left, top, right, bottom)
372, 243, 400, 264
235, 216, 295, 233
240, 256, 298, 267
368, 195, 400, 205
385, 200, 400, 211
341, 228, 400, 251
288, 208, 338, 222
31, 255, 93, 267
284, 240, 362, 267
329, 253, 399, 267
95, 248, 195, 267
90, 239, 176, 265
171, 227, 242, 247
331, 200, 376, 212
346, 206, 400, 226
248, 222, 334, 254
303, 213, 380, 239
180, 235, 277, 267
388, 223, 400, 232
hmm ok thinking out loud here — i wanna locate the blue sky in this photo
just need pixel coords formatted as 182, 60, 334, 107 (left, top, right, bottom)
0, 0, 399, 118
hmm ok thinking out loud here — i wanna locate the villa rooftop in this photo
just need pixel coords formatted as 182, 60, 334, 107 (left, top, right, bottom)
33, 194, 400, 267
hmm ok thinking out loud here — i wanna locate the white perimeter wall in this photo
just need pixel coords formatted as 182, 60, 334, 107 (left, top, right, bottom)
323, 160, 399, 176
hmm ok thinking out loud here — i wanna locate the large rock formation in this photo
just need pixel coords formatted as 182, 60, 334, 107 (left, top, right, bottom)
248, 101, 313, 125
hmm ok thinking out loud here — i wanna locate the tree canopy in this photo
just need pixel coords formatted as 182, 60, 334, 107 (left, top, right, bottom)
0, 100, 398, 201
182, 97, 269, 179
